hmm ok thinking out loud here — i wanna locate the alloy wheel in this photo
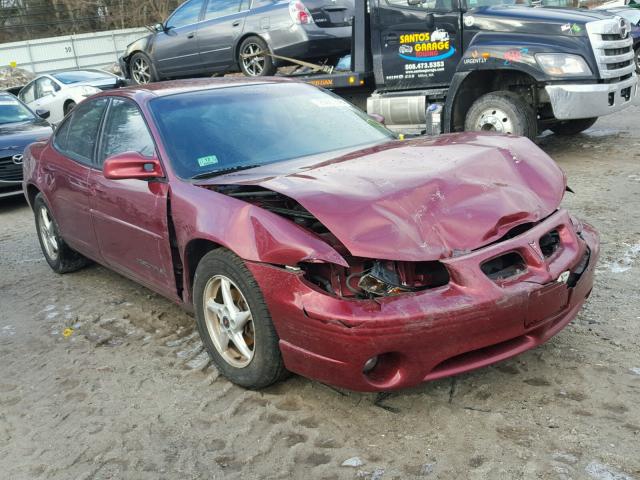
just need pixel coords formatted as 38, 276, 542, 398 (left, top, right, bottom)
241, 43, 265, 76
474, 108, 514, 134
132, 57, 151, 84
38, 205, 59, 260
202, 275, 255, 368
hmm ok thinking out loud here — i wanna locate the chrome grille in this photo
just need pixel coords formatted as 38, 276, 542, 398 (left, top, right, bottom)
587, 17, 635, 80
0, 155, 22, 182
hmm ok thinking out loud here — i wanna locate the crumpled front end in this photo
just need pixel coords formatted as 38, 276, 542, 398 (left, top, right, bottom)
247, 209, 599, 391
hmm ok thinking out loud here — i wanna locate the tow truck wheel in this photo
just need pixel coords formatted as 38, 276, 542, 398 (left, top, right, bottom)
465, 91, 537, 140
238, 36, 276, 77
549, 118, 598, 136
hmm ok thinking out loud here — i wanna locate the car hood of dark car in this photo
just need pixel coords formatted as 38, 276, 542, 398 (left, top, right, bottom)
0, 121, 52, 152
199, 133, 566, 261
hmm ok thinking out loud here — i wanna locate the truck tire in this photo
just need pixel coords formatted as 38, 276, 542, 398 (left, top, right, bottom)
549, 118, 597, 135
635, 46, 640, 74
193, 248, 288, 389
238, 36, 276, 77
130, 52, 158, 85
465, 91, 537, 140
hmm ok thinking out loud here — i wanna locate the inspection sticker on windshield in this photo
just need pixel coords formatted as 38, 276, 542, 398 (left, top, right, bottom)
197, 155, 219, 167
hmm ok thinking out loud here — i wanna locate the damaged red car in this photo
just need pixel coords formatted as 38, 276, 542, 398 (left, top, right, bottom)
22, 78, 599, 391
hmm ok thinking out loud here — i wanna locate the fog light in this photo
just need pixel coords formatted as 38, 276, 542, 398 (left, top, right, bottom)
363, 356, 378, 373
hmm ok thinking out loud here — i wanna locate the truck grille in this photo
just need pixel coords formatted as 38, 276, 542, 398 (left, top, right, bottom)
587, 17, 635, 81
0, 155, 23, 183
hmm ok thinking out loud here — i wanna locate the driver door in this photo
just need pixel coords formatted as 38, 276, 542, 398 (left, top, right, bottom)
153, 0, 207, 76
373, 0, 462, 90
88, 97, 177, 299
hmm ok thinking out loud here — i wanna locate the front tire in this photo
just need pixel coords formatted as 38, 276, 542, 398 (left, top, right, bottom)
465, 91, 537, 140
549, 118, 598, 136
193, 249, 287, 389
238, 36, 276, 77
130, 52, 158, 85
63, 101, 76, 116
33, 193, 90, 274
634, 46, 640, 74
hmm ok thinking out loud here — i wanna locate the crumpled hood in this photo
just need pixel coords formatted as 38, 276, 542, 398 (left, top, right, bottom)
201, 133, 566, 261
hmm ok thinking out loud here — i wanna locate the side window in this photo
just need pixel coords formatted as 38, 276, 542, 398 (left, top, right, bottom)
385, 0, 453, 10
20, 83, 35, 103
166, 0, 205, 28
58, 98, 108, 163
204, 0, 242, 20
100, 99, 156, 166
35, 77, 59, 99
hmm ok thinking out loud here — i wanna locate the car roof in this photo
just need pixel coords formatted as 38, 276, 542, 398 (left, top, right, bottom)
100, 77, 295, 102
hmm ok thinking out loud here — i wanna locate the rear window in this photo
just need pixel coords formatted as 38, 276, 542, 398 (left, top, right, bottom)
149, 82, 394, 179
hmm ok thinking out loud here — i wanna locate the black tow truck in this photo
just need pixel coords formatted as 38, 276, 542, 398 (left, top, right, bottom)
287, 0, 638, 138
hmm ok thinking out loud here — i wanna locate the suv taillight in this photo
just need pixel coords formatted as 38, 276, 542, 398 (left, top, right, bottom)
289, 0, 314, 25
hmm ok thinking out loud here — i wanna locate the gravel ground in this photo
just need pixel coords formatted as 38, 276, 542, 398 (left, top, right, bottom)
1, 106, 639, 480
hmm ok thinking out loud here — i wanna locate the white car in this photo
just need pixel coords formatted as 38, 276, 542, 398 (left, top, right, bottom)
18, 70, 124, 124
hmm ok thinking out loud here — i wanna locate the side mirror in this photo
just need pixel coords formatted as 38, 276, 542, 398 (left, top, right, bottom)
154, 23, 165, 32
36, 108, 50, 120
103, 152, 163, 180
369, 113, 385, 124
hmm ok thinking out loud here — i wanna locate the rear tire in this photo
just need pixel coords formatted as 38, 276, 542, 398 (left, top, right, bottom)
238, 36, 276, 77
465, 90, 537, 140
634, 46, 640, 74
193, 248, 287, 389
549, 118, 597, 136
34, 193, 90, 274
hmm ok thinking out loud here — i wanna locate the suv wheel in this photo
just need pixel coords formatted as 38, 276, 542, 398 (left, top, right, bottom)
238, 36, 276, 77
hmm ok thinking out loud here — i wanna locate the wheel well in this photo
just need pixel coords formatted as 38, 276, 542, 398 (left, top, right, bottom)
26, 184, 40, 210
451, 70, 538, 132
63, 98, 75, 110
184, 238, 222, 300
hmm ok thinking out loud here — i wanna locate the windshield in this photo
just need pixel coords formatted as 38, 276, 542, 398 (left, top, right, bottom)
150, 83, 395, 179
52, 71, 112, 84
0, 95, 36, 125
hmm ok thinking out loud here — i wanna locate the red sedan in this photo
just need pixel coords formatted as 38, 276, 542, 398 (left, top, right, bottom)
22, 78, 598, 391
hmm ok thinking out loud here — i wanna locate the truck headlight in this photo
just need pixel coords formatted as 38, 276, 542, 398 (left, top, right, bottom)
535, 54, 591, 77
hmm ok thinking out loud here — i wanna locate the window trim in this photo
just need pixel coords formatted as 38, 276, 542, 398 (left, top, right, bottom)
95, 96, 162, 175
51, 97, 109, 167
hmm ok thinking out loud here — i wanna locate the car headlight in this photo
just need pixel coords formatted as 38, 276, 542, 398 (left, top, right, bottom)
535, 53, 591, 77
80, 85, 101, 97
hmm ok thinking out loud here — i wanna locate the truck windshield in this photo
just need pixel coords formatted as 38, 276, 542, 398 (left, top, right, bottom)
150, 83, 395, 180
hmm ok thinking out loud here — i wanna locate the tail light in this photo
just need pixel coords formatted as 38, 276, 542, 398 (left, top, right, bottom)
289, 0, 314, 25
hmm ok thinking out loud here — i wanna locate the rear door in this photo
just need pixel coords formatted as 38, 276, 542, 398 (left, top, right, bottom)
88, 97, 177, 298
197, 0, 249, 71
373, 0, 462, 90
45, 98, 108, 259
153, 0, 207, 76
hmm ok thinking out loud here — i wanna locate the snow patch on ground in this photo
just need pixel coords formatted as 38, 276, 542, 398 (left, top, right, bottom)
607, 242, 640, 273
585, 461, 635, 480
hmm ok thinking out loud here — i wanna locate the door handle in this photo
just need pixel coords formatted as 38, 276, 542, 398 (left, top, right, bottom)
187, 32, 195, 39
232, 20, 241, 27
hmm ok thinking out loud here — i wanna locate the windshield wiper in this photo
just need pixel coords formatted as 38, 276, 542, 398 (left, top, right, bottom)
191, 164, 262, 180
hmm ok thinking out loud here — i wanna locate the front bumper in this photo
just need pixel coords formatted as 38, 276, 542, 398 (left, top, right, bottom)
248, 209, 599, 392
545, 75, 638, 120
